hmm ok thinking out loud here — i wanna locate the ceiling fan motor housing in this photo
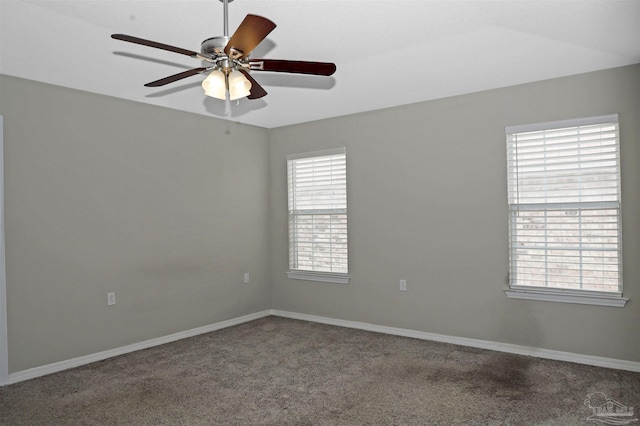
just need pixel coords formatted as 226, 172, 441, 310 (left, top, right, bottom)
201, 36, 230, 56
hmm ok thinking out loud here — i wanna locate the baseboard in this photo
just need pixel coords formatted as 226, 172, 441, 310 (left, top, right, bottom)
270, 309, 640, 373
5, 308, 638, 386
5, 310, 272, 385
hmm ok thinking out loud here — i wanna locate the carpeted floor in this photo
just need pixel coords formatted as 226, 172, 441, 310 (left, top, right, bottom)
1, 316, 639, 425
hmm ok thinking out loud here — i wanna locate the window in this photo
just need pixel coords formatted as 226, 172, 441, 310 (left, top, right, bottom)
286, 148, 348, 283
505, 115, 627, 307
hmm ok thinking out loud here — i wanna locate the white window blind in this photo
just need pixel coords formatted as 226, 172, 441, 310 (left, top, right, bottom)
507, 115, 622, 295
287, 148, 348, 278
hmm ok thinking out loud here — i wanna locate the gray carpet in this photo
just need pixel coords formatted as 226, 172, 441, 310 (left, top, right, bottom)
1, 316, 639, 425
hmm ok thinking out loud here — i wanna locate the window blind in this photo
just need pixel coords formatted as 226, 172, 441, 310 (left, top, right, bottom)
507, 116, 621, 293
287, 149, 348, 274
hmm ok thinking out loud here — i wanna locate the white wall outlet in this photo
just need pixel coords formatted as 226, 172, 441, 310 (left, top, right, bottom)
399, 280, 407, 291
244, 273, 250, 284
107, 292, 116, 306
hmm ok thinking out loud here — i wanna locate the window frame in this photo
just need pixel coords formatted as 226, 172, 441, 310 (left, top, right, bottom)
286, 148, 349, 284
504, 115, 627, 307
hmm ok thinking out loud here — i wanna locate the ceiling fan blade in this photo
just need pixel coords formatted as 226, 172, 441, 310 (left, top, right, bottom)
144, 67, 210, 87
224, 15, 276, 59
239, 70, 267, 99
249, 59, 336, 76
112, 34, 211, 61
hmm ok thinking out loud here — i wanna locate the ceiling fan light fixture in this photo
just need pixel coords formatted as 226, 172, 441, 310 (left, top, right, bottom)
228, 70, 252, 101
202, 69, 227, 100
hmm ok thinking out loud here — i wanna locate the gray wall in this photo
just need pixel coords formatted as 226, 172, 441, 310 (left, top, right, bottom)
0, 64, 638, 374
269, 64, 640, 362
0, 75, 271, 372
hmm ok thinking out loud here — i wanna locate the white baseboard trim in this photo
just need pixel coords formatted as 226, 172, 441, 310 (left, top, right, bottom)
5, 310, 271, 385
270, 309, 640, 373
5, 308, 638, 386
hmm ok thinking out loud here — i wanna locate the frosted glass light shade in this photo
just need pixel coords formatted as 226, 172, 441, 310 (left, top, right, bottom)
228, 70, 252, 101
202, 70, 227, 100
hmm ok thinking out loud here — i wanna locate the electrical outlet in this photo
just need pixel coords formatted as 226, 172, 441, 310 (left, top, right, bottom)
399, 280, 407, 291
107, 292, 116, 306
244, 273, 250, 284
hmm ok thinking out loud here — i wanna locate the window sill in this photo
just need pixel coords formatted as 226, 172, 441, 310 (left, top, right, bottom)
505, 287, 628, 307
286, 270, 349, 284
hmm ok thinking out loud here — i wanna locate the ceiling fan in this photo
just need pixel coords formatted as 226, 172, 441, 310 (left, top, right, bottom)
111, 0, 336, 101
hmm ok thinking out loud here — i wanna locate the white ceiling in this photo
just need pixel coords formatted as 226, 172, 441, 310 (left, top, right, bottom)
1, 0, 639, 129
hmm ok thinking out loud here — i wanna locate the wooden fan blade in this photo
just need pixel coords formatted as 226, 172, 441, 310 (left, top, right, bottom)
144, 67, 209, 87
112, 34, 201, 58
239, 70, 268, 99
224, 15, 276, 59
249, 59, 336, 76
